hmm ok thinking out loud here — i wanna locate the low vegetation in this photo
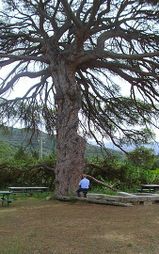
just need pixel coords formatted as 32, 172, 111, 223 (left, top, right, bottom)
0, 140, 159, 194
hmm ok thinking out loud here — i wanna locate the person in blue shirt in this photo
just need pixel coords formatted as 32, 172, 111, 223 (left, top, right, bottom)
76, 174, 90, 198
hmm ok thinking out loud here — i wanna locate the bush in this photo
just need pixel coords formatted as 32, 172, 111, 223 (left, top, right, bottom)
0, 154, 56, 189
127, 146, 156, 170
86, 154, 159, 192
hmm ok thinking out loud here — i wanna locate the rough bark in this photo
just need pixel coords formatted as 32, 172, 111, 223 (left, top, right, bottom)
52, 59, 86, 197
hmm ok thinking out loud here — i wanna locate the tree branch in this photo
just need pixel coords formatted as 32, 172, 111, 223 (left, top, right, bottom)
60, 0, 81, 28
84, 174, 116, 191
0, 53, 47, 63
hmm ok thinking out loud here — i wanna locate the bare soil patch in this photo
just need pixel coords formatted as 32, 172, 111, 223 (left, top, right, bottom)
0, 198, 159, 254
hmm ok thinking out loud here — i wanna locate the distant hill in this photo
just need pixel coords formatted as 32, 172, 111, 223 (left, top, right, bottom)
0, 126, 124, 158
0, 126, 55, 156
86, 143, 124, 159
103, 141, 159, 155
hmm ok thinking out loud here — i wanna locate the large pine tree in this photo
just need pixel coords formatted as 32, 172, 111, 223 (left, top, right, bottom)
0, 0, 159, 197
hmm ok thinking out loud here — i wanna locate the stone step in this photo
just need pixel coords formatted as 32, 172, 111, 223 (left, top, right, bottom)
87, 193, 159, 205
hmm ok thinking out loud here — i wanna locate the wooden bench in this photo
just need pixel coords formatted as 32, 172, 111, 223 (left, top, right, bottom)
1, 197, 12, 206
140, 184, 159, 193
138, 188, 155, 193
8, 186, 48, 195
0, 191, 13, 206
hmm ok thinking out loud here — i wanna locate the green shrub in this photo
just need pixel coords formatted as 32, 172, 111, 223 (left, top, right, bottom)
127, 146, 156, 170
86, 154, 159, 192
0, 153, 56, 189
141, 169, 159, 183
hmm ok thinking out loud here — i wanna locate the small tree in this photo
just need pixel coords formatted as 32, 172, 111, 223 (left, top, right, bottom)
0, 1, 159, 197
127, 146, 156, 170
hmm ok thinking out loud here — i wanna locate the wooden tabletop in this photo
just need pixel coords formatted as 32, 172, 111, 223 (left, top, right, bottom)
0, 191, 12, 194
8, 187, 48, 190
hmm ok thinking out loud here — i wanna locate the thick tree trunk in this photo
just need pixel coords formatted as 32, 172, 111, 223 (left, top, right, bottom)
53, 60, 86, 197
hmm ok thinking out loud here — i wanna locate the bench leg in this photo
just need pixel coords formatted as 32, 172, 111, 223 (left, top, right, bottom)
1, 198, 11, 207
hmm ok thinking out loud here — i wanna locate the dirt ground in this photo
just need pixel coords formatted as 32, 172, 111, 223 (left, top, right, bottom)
0, 198, 159, 254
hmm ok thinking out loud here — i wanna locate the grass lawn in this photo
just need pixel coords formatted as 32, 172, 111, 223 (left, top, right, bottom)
0, 195, 159, 254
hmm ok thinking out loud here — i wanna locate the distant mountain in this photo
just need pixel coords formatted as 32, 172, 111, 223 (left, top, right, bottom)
0, 126, 124, 158
0, 126, 56, 156
103, 141, 159, 155
86, 143, 124, 159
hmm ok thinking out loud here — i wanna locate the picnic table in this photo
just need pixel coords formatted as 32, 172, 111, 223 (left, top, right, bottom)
8, 186, 48, 194
0, 191, 13, 206
140, 184, 159, 192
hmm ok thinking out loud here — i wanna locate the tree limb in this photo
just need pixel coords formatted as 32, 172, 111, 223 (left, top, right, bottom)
84, 174, 117, 191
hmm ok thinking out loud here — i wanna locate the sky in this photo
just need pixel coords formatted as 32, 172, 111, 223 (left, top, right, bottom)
0, 48, 159, 148
1, 65, 159, 147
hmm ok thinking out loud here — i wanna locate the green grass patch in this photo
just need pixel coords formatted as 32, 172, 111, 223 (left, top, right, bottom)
90, 186, 117, 195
